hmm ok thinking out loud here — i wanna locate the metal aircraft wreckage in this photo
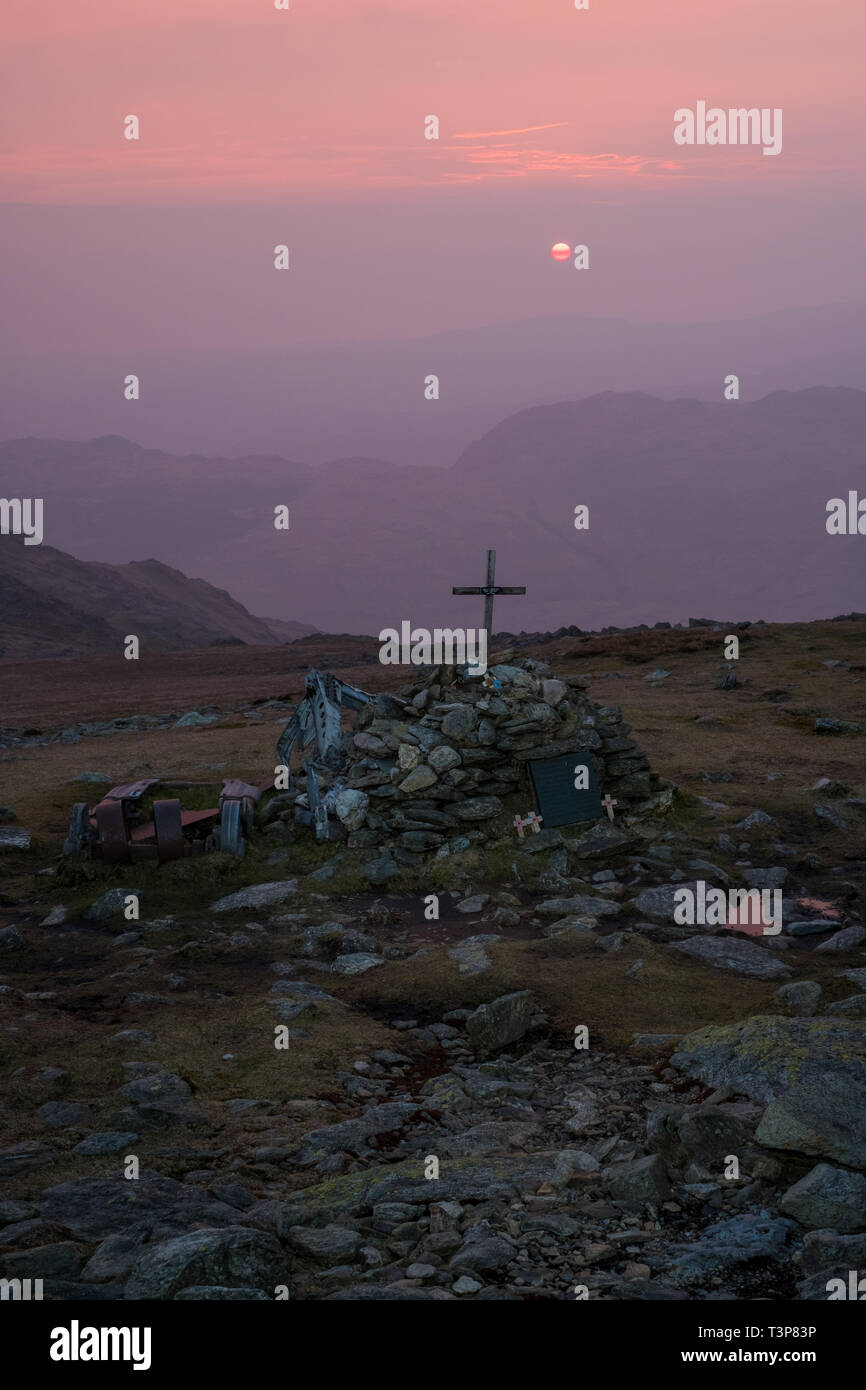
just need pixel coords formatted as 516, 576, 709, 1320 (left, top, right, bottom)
63, 669, 376, 864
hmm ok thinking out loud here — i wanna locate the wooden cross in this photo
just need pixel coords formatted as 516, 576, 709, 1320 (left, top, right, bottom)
602, 795, 617, 822
453, 549, 526, 639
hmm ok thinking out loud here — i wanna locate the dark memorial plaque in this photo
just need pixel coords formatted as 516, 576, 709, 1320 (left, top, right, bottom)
528, 754, 603, 828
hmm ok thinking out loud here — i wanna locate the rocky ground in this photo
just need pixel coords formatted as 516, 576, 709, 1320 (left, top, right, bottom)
0, 618, 864, 1301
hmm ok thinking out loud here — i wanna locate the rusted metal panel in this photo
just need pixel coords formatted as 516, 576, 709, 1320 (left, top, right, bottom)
128, 844, 159, 862
153, 799, 185, 863
104, 779, 160, 801
93, 799, 130, 862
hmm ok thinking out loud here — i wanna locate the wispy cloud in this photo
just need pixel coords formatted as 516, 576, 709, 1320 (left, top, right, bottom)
0, 137, 830, 204
452, 123, 569, 140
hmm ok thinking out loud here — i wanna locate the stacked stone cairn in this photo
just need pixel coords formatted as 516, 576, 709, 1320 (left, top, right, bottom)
288, 653, 672, 882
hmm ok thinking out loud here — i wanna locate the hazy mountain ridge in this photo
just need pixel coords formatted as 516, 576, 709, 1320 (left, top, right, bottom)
3, 303, 866, 466
0, 385, 863, 639
0, 540, 316, 661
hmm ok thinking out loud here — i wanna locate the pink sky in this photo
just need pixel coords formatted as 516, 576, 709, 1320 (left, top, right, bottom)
2, 0, 863, 204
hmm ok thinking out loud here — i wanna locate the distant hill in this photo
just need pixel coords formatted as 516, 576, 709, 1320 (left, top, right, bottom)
0, 539, 315, 661
1, 386, 863, 635
3, 303, 866, 465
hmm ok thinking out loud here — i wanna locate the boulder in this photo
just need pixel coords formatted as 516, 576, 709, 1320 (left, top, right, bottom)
38, 1173, 238, 1240
603, 1154, 672, 1201
465, 991, 536, 1056
773, 981, 822, 1017
669, 935, 792, 980
662, 1214, 794, 1286
780, 1164, 866, 1232
331, 953, 385, 975
285, 1225, 363, 1265
633, 884, 698, 923
816, 926, 866, 954
125, 1226, 285, 1299
671, 1016, 866, 1170
448, 935, 500, 976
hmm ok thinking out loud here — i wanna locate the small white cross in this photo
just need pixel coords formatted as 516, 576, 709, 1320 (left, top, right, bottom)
602, 795, 617, 822
514, 811, 543, 838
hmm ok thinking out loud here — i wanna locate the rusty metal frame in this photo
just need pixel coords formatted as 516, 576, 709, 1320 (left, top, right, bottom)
63, 666, 375, 864
66, 778, 265, 864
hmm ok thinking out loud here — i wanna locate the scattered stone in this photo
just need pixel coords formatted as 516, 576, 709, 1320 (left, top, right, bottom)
541, 915, 597, 942
40, 906, 67, 926
452, 1275, 482, 1295
211, 881, 297, 912
174, 711, 221, 729
825, 995, 866, 1017
73, 1132, 139, 1156
0, 827, 31, 851
632, 884, 698, 923
0, 926, 24, 953
773, 981, 822, 1017
537, 895, 621, 919
331, 953, 385, 976
815, 926, 866, 954
456, 894, 489, 914
737, 810, 773, 830
787, 920, 836, 937
780, 1164, 866, 1232
84, 888, 140, 922
670, 936, 792, 981
603, 1154, 672, 1201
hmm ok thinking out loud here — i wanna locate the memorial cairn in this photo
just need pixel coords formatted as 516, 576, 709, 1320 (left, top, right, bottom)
292, 653, 674, 884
